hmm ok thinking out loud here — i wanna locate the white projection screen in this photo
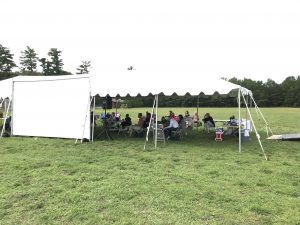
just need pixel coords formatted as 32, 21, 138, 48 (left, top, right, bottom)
12, 77, 91, 139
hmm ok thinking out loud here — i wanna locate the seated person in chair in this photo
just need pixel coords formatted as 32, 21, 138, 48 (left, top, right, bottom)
129, 113, 144, 136
202, 113, 215, 133
178, 114, 186, 129
121, 114, 132, 128
192, 111, 200, 127
143, 112, 151, 129
160, 116, 168, 127
164, 112, 179, 139
184, 110, 190, 118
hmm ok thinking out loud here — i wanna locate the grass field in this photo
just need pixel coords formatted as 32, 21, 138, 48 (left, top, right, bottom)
0, 107, 299, 224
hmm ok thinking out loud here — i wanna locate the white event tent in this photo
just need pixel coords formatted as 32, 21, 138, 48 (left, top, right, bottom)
0, 72, 271, 159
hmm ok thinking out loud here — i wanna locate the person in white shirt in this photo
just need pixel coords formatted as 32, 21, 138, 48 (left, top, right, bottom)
164, 113, 179, 139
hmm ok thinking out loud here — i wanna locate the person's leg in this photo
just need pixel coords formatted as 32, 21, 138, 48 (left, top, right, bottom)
206, 121, 214, 133
164, 128, 169, 137
204, 122, 209, 133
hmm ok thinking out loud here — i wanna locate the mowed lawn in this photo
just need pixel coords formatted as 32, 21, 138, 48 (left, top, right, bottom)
0, 107, 299, 225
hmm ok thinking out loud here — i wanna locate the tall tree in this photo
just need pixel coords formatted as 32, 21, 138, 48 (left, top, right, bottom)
0, 44, 17, 73
39, 48, 71, 75
76, 61, 91, 74
48, 48, 64, 75
19, 46, 39, 73
39, 57, 52, 75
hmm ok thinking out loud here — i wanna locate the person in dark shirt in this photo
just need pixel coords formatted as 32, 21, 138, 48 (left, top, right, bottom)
121, 114, 132, 128
143, 112, 151, 128
202, 113, 215, 133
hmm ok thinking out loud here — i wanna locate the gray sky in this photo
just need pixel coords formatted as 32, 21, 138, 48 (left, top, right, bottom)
1, 0, 300, 83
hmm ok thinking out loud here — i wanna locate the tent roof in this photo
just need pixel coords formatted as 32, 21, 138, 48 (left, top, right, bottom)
90, 71, 252, 97
0, 72, 252, 99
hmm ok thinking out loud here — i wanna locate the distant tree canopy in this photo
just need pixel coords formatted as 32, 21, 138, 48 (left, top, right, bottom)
76, 61, 91, 74
0, 44, 17, 73
19, 46, 39, 73
0, 44, 299, 107
40, 48, 71, 75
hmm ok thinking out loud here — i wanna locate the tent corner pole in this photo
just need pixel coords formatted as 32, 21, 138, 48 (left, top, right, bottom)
241, 93, 268, 160
155, 94, 158, 149
80, 95, 93, 143
91, 96, 96, 142
144, 95, 156, 150
238, 88, 241, 153
0, 98, 11, 139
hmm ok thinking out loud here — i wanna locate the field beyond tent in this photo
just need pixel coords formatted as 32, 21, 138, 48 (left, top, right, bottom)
0, 108, 299, 224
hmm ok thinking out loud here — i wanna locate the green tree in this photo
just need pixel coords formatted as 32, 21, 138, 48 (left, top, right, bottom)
39, 57, 52, 75
39, 48, 71, 75
76, 61, 91, 74
19, 46, 39, 73
0, 44, 16, 73
48, 48, 64, 75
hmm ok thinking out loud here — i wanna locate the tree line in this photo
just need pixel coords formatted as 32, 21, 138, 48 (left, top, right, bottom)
95, 74, 299, 108
0, 44, 91, 80
1, 44, 299, 107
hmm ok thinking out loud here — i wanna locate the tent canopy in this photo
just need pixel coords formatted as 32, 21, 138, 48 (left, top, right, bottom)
90, 71, 252, 97
0, 72, 252, 99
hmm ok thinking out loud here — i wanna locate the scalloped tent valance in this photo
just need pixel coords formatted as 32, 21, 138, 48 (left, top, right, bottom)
0, 72, 252, 99
89, 71, 252, 97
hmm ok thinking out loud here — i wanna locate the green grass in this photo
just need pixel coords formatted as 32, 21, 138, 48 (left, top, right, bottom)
0, 108, 299, 224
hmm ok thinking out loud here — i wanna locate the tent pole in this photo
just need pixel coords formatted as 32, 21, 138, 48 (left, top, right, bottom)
155, 94, 158, 149
197, 95, 199, 116
4, 99, 7, 115
144, 96, 156, 150
245, 94, 248, 130
241, 94, 268, 160
0, 98, 11, 139
238, 88, 241, 153
250, 95, 273, 136
91, 96, 96, 142
79, 95, 93, 144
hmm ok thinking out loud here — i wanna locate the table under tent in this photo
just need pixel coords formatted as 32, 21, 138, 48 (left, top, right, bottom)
0, 72, 271, 160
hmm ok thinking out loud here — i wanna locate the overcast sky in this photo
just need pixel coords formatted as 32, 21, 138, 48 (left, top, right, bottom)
1, 0, 300, 83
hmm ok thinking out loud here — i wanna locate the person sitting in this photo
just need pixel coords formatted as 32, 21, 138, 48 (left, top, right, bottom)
178, 114, 186, 130
129, 113, 145, 136
4, 116, 11, 131
202, 113, 215, 133
121, 114, 132, 128
143, 112, 151, 128
192, 111, 200, 127
164, 112, 179, 139
226, 115, 238, 136
184, 110, 190, 118
115, 112, 121, 121
160, 116, 168, 127
111, 112, 117, 121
